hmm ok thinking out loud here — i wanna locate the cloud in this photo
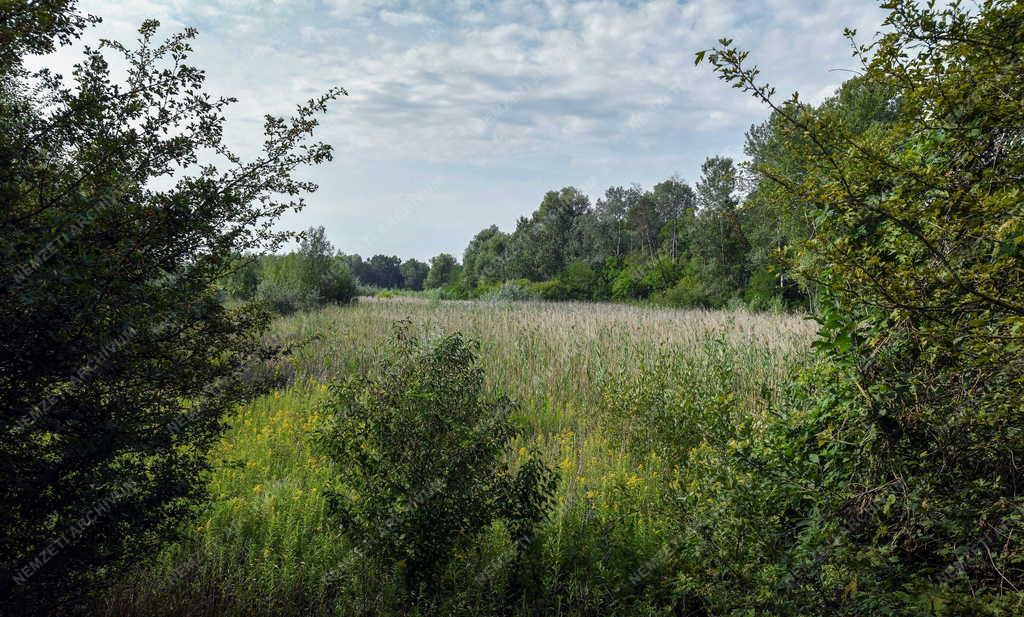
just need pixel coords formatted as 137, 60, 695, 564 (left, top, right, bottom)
29, 0, 888, 259
379, 10, 435, 26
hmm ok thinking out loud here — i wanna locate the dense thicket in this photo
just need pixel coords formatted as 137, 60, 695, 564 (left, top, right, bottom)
224, 226, 358, 314
0, 5, 338, 613
682, 0, 1024, 612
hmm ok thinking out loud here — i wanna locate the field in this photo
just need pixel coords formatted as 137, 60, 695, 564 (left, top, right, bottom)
108, 298, 816, 616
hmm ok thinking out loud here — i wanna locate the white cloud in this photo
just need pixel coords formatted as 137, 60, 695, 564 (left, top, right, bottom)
26, 0, 891, 258
379, 10, 435, 26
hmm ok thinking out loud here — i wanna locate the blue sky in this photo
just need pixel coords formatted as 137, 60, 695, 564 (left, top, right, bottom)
41, 0, 887, 260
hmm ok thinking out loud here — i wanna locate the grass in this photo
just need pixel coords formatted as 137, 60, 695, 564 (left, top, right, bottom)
107, 298, 816, 616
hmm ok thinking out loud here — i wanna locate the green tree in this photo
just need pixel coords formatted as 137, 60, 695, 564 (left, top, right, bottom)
589, 184, 642, 261
462, 225, 509, 289
425, 253, 458, 289
697, 0, 1024, 611
367, 254, 403, 289
505, 187, 590, 281
399, 258, 430, 291
316, 325, 555, 602
692, 156, 750, 304
627, 192, 664, 257
221, 255, 260, 301
0, 12, 340, 614
296, 226, 356, 305
651, 176, 697, 260
741, 76, 898, 309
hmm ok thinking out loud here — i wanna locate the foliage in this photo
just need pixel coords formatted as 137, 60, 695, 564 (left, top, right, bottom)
236, 227, 356, 315
425, 252, 459, 289
315, 324, 555, 605
108, 298, 812, 617
504, 187, 591, 281
651, 262, 709, 308
399, 258, 430, 291
430, 157, 802, 311
696, 0, 1024, 612
0, 10, 339, 615
463, 225, 509, 288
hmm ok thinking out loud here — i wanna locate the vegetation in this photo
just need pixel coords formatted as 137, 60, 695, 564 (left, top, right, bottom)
3, 1, 1023, 616
0, 6, 338, 615
224, 226, 358, 314
691, 1, 1024, 611
316, 324, 555, 609
104, 298, 814, 616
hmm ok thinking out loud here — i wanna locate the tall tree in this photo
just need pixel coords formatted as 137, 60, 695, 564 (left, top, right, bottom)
0, 13, 340, 614
425, 253, 458, 289
399, 258, 429, 291
505, 187, 590, 281
651, 176, 696, 259
367, 254, 403, 289
693, 156, 750, 302
591, 184, 642, 260
741, 76, 898, 307
463, 225, 509, 288
627, 191, 664, 257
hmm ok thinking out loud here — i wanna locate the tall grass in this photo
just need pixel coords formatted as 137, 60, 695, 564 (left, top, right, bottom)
107, 298, 816, 616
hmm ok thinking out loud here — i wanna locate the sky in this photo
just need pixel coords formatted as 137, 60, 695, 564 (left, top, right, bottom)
36, 0, 888, 260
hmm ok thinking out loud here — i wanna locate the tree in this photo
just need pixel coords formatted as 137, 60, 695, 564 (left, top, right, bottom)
316, 326, 554, 602
221, 255, 260, 301
296, 226, 355, 304
697, 0, 1024, 611
590, 184, 642, 261
0, 1, 96, 70
740, 76, 898, 309
424, 253, 458, 289
399, 258, 430, 291
505, 187, 590, 281
339, 253, 368, 285
367, 254, 403, 289
627, 192, 664, 257
462, 225, 509, 289
651, 176, 696, 260
692, 156, 750, 303
0, 12, 340, 614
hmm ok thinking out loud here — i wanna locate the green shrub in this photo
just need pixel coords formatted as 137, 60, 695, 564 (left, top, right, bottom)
481, 280, 537, 302
557, 261, 598, 300
315, 324, 556, 606
528, 279, 571, 301
651, 273, 708, 308
255, 278, 305, 315
699, 1, 1024, 612
742, 266, 782, 311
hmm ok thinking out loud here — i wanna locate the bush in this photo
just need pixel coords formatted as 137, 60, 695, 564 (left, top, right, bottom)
480, 280, 537, 302
315, 324, 555, 606
0, 15, 339, 615
557, 261, 598, 300
255, 278, 305, 315
700, 1, 1024, 612
528, 279, 571, 301
651, 273, 708, 308
318, 261, 358, 305
742, 266, 782, 311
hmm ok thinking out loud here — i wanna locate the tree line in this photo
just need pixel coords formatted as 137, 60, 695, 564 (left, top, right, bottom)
3, 0, 1022, 614
231, 76, 892, 313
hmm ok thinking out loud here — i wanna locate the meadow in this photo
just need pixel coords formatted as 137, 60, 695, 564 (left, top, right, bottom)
106, 298, 816, 616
